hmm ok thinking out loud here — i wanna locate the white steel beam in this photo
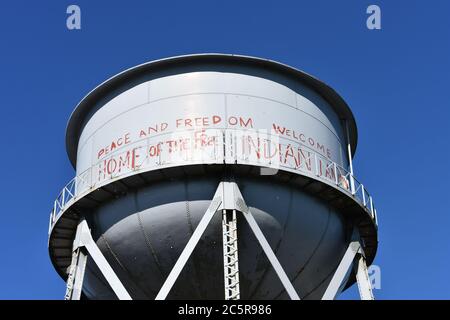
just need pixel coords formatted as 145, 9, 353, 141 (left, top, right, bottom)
65, 220, 89, 300
72, 219, 132, 300
322, 233, 375, 301
71, 248, 88, 300
322, 241, 361, 300
242, 210, 300, 300
355, 254, 375, 300
64, 247, 86, 300
155, 186, 223, 300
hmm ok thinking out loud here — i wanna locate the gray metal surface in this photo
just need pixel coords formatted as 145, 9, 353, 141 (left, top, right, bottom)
78, 176, 349, 299
65, 54, 359, 169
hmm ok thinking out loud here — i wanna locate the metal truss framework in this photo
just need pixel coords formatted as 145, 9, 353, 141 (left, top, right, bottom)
154, 181, 300, 300
64, 181, 374, 301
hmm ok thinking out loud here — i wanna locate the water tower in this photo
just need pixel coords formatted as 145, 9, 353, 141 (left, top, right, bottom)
48, 54, 378, 300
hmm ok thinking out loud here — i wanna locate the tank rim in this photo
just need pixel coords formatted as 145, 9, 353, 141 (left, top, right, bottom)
65, 53, 359, 168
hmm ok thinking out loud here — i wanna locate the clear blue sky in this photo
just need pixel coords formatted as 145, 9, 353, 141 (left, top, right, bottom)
0, 1, 449, 299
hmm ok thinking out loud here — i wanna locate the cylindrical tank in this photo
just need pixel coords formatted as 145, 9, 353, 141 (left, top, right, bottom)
48, 54, 378, 300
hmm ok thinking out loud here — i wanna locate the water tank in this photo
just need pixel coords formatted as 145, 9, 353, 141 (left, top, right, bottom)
48, 54, 378, 300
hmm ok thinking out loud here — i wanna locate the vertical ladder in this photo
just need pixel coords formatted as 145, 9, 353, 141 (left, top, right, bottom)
222, 209, 240, 300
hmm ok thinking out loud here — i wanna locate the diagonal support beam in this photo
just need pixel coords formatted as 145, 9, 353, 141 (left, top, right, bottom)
70, 219, 132, 300
242, 210, 300, 300
155, 185, 223, 300
322, 241, 361, 300
226, 181, 300, 300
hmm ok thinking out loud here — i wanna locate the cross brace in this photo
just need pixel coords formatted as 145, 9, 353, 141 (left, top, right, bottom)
156, 181, 300, 300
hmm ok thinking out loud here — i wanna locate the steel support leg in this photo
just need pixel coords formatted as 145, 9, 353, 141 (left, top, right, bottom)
71, 248, 88, 299
65, 246, 87, 300
65, 220, 89, 300
355, 254, 375, 300
65, 219, 132, 300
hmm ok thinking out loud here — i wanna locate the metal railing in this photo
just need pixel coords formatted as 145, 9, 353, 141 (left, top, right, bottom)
48, 129, 378, 234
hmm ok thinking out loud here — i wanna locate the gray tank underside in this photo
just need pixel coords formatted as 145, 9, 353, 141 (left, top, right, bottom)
81, 175, 350, 300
